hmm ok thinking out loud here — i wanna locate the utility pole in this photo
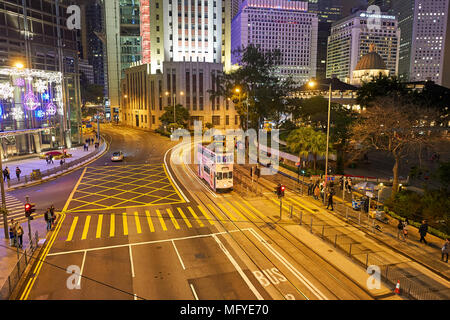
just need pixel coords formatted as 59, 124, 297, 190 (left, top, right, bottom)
0, 142, 8, 239
323, 82, 332, 205
25, 196, 32, 246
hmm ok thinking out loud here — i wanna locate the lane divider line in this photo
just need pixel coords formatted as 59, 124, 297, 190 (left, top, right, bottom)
172, 240, 185, 270
145, 210, 154, 232
156, 209, 167, 231
81, 216, 91, 240
66, 217, 78, 242
217, 203, 237, 221
110, 214, 115, 237
167, 208, 180, 229
123, 213, 128, 235
187, 206, 204, 227
134, 212, 142, 234
96, 214, 103, 238
197, 205, 215, 225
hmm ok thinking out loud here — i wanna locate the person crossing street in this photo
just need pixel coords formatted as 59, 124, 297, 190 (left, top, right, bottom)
419, 220, 429, 244
15, 166, 21, 181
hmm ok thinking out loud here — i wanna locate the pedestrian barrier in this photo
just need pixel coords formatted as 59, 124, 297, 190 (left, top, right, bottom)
5, 138, 106, 189
0, 231, 40, 300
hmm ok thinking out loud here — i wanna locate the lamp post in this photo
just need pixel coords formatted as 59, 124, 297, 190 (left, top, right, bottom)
308, 80, 332, 205
0, 142, 8, 239
165, 91, 184, 124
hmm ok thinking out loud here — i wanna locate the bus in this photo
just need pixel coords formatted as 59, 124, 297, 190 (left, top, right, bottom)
197, 141, 233, 192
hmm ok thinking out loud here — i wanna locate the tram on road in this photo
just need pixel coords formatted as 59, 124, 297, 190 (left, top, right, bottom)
197, 140, 233, 192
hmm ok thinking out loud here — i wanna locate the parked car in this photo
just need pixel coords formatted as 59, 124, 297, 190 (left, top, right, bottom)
111, 151, 124, 162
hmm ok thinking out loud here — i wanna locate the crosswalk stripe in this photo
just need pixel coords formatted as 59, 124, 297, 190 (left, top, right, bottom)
197, 205, 214, 225
241, 200, 266, 220
231, 201, 258, 220
226, 202, 249, 221
166, 209, 180, 229
145, 210, 154, 232
123, 213, 128, 235
187, 206, 204, 227
110, 214, 115, 237
66, 217, 78, 241
156, 209, 167, 231
81, 216, 91, 240
96, 214, 103, 238
177, 207, 192, 228
207, 204, 225, 222
134, 212, 142, 234
217, 203, 237, 221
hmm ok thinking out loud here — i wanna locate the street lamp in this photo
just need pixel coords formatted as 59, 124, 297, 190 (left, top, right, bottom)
308, 79, 332, 205
14, 62, 25, 69
234, 86, 248, 131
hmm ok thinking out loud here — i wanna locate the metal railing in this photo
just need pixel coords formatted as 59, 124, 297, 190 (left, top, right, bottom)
5, 139, 106, 189
0, 231, 40, 300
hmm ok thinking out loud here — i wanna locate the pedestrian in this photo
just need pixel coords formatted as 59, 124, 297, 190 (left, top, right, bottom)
60, 158, 65, 166
3, 168, 7, 182
403, 218, 409, 239
347, 178, 352, 193
49, 154, 54, 164
326, 191, 334, 211
85, 143, 89, 151
44, 209, 52, 231
441, 238, 449, 263
45, 156, 49, 164
4, 166, 10, 181
419, 220, 428, 244
9, 224, 15, 246
314, 184, 320, 200
16, 224, 23, 248
397, 220, 406, 241
50, 205, 56, 227
16, 166, 21, 181
10, 219, 17, 247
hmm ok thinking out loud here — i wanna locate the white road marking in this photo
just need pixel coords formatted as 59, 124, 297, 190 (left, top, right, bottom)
190, 284, 199, 300
172, 240, 186, 270
77, 251, 87, 287
247, 228, 328, 300
164, 145, 190, 202
47, 228, 248, 256
129, 245, 135, 277
211, 234, 264, 300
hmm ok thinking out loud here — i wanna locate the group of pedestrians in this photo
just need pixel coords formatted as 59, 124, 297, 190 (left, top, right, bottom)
3, 166, 23, 182
84, 137, 96, 151
8, 218, 24, 248
397, 218, 410, 241
45, 154, 54, 164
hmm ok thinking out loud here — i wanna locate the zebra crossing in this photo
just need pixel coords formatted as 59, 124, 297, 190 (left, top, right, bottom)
62, 201, 265, 242
0, 193, 25, 224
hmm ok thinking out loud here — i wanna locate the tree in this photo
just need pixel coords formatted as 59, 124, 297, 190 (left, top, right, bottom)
159, 104, 190, 127
356, 74, 406, 108
210, 45, 296, 130
286, 127, 328, 171
349, 96, 439, 195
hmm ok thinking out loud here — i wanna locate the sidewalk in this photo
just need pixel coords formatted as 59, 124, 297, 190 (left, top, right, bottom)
0, 216, 48, 299
274, 163, 449, 280
3, 134, 104, 191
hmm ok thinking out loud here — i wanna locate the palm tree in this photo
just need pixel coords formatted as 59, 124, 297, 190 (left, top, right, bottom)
286, 127, 328, 171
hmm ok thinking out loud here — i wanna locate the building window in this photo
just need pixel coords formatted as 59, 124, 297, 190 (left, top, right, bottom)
226, 115, 229, 125
212, 116, 220, 126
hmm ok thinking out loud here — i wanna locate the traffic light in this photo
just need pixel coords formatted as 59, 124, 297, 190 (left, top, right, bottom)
280, 185, 285, 197
24, 203, 36, 220
276, 185, 286, 197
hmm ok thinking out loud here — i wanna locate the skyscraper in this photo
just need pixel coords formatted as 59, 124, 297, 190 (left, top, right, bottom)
85, 1, 106, 87
231, 0, 318, 84
326, 10, 400, 83
103, 0, 141, 113
391, 0, 450, 87
307, 0, 343, 79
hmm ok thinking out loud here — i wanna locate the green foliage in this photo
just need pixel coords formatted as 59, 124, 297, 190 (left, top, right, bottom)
435, 161, 450, 191
210, 45, 296, 129
286, 127, 328, 171
205, 122, 214, 129
159, 104, 190, 127
356, 74, 407, 107
385, 189, 450, 236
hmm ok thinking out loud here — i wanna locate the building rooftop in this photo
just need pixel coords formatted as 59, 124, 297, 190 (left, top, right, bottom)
354, 44, 388, 71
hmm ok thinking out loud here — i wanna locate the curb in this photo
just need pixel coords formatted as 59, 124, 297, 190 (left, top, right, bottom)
5, 138, 110, 192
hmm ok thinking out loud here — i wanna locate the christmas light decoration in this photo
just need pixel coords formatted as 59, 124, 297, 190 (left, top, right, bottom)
23, 91, 40, 110
45, 102, 57, 115
12, 107, 24, 120
0, 82, 14, 99
14, 78, 25, 87
35, 109, 45, 118
33, 79, 48, 93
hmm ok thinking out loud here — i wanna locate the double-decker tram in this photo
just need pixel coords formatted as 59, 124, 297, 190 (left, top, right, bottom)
197, 139, 233, 192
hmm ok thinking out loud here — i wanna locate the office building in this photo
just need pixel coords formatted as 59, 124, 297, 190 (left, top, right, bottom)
326, 10, 400, 84
103, 0, 141, 115
0, 0, 82, 156
391, 0, 450, 87
231, 0, 318, 84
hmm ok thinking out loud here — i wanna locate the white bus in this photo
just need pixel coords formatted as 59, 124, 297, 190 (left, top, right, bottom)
197, 142, 233, 192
